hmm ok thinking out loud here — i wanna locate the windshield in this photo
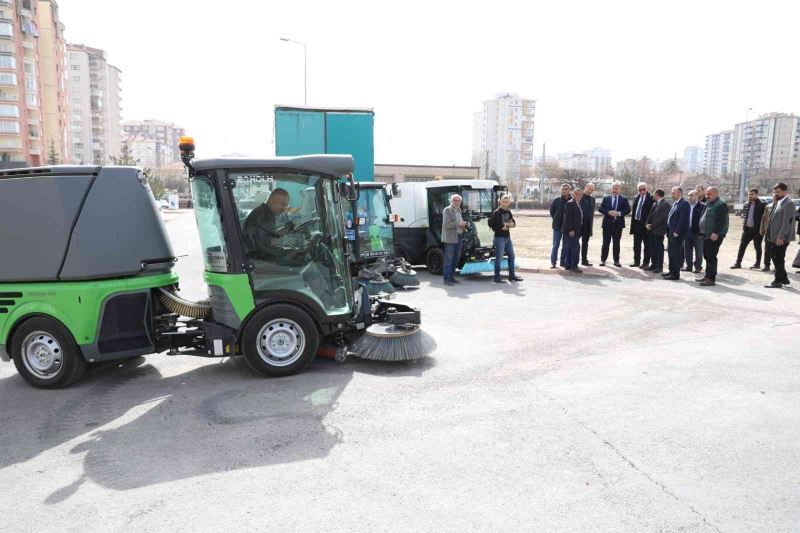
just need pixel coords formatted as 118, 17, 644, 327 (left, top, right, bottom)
346, 187, 394, 259
230, 170, 352, 317
462, 188, 496, 249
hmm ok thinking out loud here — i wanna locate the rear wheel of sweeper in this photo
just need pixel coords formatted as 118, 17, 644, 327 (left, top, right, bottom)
241, 304, 319, 377
425, 247, 445, 275
11, 317, 87, 389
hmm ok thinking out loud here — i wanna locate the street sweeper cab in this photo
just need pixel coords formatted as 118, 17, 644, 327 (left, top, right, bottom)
344, 182, 420, 293
390, 180, 507, 274
0, 141, 431, 389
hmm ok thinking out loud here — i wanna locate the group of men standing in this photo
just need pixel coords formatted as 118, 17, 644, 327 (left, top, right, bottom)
549, 181, 797, 288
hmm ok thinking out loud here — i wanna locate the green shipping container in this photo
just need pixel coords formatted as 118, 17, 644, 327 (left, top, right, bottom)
274, 106, 374, 182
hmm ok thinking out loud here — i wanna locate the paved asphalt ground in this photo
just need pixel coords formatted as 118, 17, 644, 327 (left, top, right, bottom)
1, 211, 798, 532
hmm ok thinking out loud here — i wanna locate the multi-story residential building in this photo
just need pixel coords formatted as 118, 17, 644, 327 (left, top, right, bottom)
123, 119, 185, 164
36, 0, 67, 164
0, 0, 45, 167
703, 130, 734, 178
557, 147, 612, 175
680, 146, 704, 174
66, 43, 121, 164
471, 93, 536, 181
730, 113, 800, 175
122, 134, 172, 168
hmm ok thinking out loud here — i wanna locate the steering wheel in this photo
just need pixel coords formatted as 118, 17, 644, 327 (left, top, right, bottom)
288, 217, 320, 235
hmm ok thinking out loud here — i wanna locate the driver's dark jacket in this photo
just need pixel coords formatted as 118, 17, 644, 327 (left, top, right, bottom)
242, 204, 283, 255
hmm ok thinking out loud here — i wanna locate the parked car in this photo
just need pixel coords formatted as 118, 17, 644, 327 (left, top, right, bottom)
158, 199, 169, 210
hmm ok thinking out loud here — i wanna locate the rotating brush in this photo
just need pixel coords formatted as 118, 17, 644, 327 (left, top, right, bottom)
350, 323, 436, 362
388, 259, 420, 288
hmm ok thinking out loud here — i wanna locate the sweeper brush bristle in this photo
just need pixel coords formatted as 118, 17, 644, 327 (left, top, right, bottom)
367, 279, 395, 295
458, 258, 517, 275
389, 269, 420, 287
351, 324, 436, 361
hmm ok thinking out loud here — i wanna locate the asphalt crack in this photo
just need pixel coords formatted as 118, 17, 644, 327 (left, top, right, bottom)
534, 384, 723, 533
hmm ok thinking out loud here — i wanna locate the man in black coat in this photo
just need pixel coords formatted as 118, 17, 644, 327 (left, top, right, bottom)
629, 182, 654, 269
645, 189, 670, 274
732, 188, 766, 269
549, 183, 572, 269
562, 188, 585, 273
579, 183, 596, 267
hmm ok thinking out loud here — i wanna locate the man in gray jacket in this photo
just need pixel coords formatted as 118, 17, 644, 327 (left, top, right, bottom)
644, 189, 670, 274
764, 182, 797, 288
442, 194, 467, 285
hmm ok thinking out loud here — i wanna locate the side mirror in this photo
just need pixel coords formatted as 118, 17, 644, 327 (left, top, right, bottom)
391, 182, 400, 197
342, 173, 359, 202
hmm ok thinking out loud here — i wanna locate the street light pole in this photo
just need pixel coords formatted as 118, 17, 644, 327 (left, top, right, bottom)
738, 107, 753, 205
280, 37, 307, 106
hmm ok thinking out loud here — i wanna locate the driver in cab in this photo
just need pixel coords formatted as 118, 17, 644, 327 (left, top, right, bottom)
243, 188, 293, 258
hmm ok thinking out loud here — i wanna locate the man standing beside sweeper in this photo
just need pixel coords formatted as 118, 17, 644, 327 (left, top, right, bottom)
442, 194, 467, 286
489, 193, 523, 284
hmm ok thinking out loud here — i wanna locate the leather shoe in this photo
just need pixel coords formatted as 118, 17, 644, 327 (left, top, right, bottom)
681, 267, 692, 272
493, 278, 505, 284
613, 262, 622, 267
629, 262, 640, 267
730, 264, 742, 269
663, 275, 680, 280
651, 270, 663, 274
643, 265, 655, 271
695, 277, 708, 283
600, 261, 606, 267
699, 280, 715, 286
639, 264, 649, 270
509, 276, 523, 282
749, 265, 761, 270
550, 264, 558, 269
764, 282, 783, 289
694, 268, 702, 274
761, 267, 771, 272
570, 269, 583, 274
581, 261, 593, 267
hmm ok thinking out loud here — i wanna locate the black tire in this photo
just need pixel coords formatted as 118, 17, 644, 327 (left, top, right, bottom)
241, 304, 319, 377
425, 247, 445, 275
11, 317, 87, 389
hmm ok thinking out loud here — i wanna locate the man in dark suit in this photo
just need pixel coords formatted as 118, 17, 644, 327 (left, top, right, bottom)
629, 182, 654, 268
683, 190, 705, 273
732, 188, 766, 270
579, 182, 596, 267
764, 182, 797, 288
562, 188, 585, 273
598, 181, 631, 267
549, 183, 572, 269
663, 187, 690, 280
645, 189, 670, 274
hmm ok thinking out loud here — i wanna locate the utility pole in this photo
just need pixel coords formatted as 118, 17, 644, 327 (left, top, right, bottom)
540, 143, 546, 203
738, 107, 753, 205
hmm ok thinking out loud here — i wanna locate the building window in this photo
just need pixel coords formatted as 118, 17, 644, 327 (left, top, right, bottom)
25, 77, 36, 92
70, 64, 80, 71
0, 22, 12, 38
0, 103, 18, 117
23, 61, 35, 76
25, 92, 36, 107
0, 120, 20, 133
0, 54, 14, 69
0, 72, 16, 85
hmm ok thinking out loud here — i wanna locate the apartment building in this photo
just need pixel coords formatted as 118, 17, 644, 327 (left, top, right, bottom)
66, 43, 121, 164
680, 146, 704, 174
557, 147, 612, 175
730, 113, 800, 175
472, 93, 536, 181
123, 119, 185, 164
36, 0, 67, 163
0, 0, 45, 167
703, 130, 734, 178
121, 134, 172, 168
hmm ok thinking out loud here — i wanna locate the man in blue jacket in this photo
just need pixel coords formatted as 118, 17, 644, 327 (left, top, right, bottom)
663, 187, 690, 280
598, 181, 631, 267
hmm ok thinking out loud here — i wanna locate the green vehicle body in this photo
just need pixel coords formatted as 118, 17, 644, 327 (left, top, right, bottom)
0, 271, 178, 362
203, 272, 254, 322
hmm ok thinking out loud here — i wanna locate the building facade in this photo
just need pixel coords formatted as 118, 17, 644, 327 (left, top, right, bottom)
66, 44, 121, 164
36, 0, 67, 164
122, 134, 172, 168
730, 113, 800, 175
703, 130, 734, 178
123, 119, 185, 164
374, 163, 480, 183
681, 146, 704, 174
471, 93, 535, 182
557, 147, 612, 175
0, 0, 45, 167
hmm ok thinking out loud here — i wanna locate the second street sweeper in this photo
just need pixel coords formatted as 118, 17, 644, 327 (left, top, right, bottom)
0, 138, 434, 389
344, 181, 420, 295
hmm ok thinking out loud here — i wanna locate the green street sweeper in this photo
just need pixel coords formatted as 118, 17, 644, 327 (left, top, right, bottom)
0, 139, 433, 389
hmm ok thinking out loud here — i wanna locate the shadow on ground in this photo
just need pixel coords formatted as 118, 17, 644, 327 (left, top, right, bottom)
0, 353, 434, 502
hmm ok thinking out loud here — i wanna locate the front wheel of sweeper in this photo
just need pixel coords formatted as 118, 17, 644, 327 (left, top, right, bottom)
11, 317, 87, 389
241, 304, 319, 377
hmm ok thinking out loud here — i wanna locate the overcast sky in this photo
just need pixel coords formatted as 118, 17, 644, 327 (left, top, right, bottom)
59, 0, 798, 165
